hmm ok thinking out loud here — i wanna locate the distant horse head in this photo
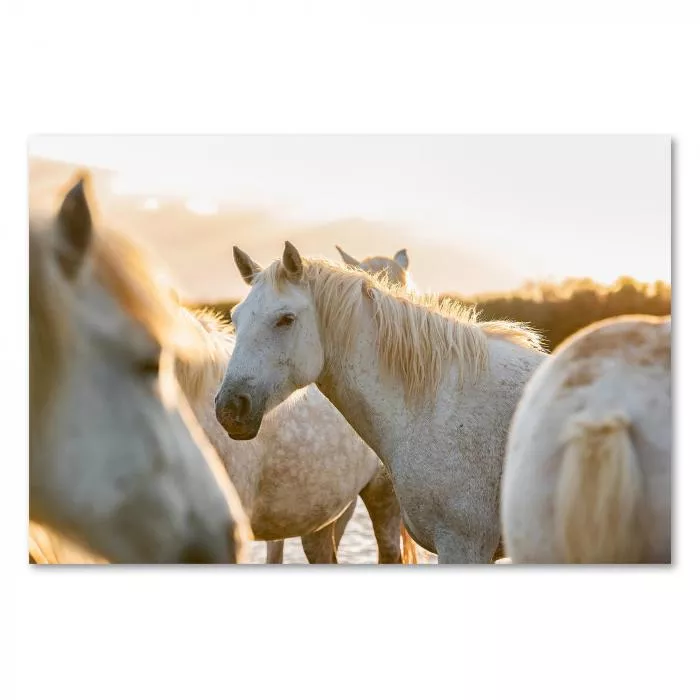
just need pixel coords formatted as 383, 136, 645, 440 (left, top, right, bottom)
335, 245, 413, 289
30, 174, 249, 563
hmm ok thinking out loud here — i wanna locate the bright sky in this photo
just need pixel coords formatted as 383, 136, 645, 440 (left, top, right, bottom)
28, 135, 671, 287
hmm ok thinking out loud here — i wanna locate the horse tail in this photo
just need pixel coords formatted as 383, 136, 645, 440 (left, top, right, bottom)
555, 411, 644, 563
400, 522, 419, 564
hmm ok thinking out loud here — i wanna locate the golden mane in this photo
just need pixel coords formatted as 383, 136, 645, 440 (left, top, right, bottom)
175, 307, 234, 403
255, 257, 545, 400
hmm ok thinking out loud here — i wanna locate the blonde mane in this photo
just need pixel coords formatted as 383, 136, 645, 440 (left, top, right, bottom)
256, 257, 545, 400
175, 307, 235, 403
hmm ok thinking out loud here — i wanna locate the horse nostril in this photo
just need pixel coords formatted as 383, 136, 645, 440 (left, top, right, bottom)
214, 391, 252, 427
236, 394, 251, 419
214, 394, 227, 424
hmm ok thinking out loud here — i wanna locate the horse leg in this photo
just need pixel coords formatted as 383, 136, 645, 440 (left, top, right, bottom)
332, 496, 357, 546
359, 466, 405, 564
301, 499, 357, 564
266, 540, 285, 564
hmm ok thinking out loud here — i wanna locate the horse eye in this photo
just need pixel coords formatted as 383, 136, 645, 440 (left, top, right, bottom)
275, 313, 296, 328
138, 356, 161, 375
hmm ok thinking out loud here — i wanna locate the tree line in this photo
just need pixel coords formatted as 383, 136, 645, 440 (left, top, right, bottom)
190, 275, 671, 353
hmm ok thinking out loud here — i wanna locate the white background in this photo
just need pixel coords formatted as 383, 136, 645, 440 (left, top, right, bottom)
2, 3, 696, 699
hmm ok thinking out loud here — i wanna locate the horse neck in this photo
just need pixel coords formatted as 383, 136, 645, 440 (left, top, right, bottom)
315, 306, 408, 464
313, 300, 545, 465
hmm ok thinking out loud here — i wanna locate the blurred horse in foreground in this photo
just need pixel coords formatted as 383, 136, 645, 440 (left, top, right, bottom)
30, 175, 249, 563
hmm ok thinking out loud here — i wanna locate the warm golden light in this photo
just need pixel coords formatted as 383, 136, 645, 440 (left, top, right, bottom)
27, 135, 671, 304
185, 198, 219, 216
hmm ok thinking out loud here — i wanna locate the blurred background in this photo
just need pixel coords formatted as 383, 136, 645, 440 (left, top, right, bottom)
28, 135, 671, 318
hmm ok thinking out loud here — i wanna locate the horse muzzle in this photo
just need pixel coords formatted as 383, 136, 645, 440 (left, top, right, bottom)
214, 390, 263, 440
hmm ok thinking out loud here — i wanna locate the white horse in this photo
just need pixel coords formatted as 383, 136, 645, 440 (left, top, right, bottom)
217, 241, 546, 563
176, 306, 416, 563
336, 243, 506, 562
501, 314, 671, 564
29, 176, 249, 564
335, 245, 415, 291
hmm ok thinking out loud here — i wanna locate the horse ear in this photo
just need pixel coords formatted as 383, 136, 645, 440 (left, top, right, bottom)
282, 241, 303, 282
233, 246, 261, 286
394, 248, 409, 270
335, 245, 361, 268
56, 175, 93, 278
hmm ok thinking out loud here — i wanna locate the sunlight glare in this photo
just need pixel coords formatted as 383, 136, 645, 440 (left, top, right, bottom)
143, 197, 160, 210
185, 198, 219, 216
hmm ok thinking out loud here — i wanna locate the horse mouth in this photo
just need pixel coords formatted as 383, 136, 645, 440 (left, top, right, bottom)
224, 422, 261, 441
